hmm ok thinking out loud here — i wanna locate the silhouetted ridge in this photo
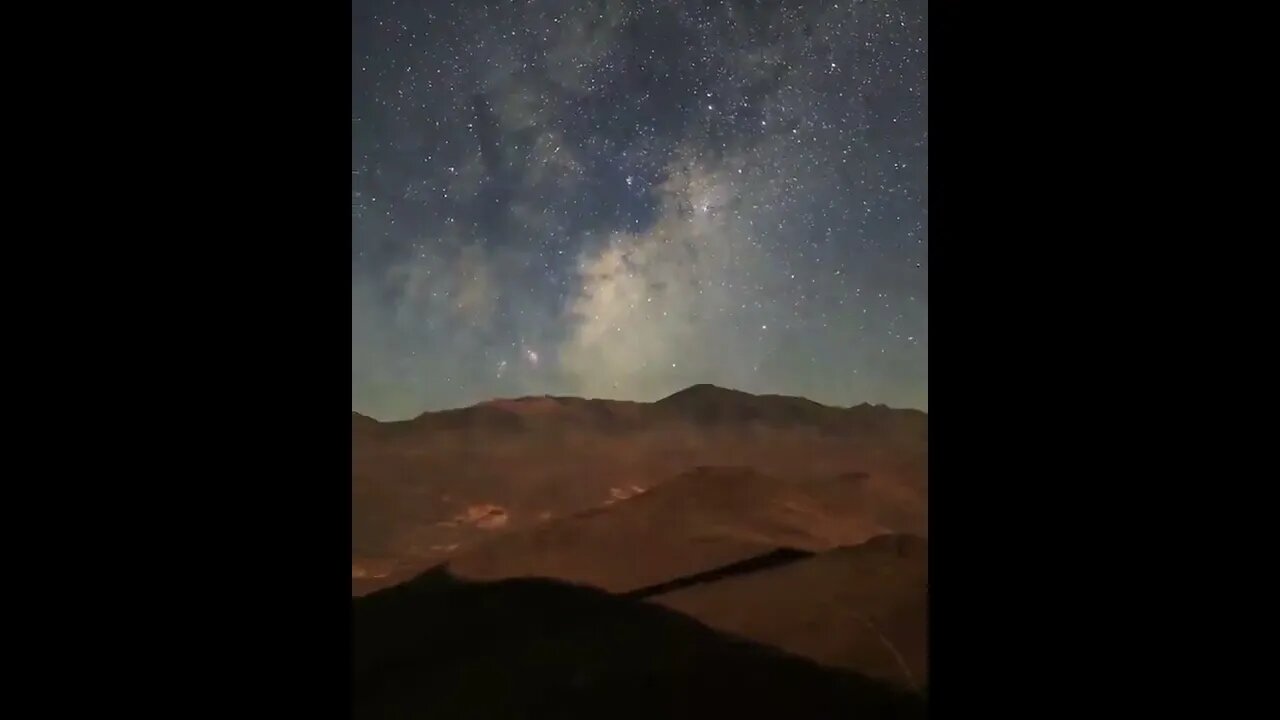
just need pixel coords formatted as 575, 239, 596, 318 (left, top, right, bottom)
658, 383, 756, 403
358, 386, 924, 426
653, 384, 833, 425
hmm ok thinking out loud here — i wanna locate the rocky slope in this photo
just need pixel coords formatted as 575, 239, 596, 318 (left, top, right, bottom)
352, 385, 927, 594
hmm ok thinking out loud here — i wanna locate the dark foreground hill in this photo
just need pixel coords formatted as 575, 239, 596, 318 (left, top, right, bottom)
438, 466, 929, 688
352, 564, 927, 720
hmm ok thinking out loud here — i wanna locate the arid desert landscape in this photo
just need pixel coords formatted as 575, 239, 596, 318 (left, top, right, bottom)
352, 384, 927, 718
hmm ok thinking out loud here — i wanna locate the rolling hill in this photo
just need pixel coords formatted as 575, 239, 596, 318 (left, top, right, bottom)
352, 384, 927, 594
352, 386, 928, 717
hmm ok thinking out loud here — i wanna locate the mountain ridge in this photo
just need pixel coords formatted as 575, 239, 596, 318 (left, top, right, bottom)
352, 383, 926, 425
353, 384, 927, 596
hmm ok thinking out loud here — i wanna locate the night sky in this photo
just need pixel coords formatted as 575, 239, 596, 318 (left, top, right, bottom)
352, 0, 927, 420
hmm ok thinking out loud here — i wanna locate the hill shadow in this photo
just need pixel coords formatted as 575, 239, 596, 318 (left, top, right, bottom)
620, 546, 815, 600
354, 566, 926, 719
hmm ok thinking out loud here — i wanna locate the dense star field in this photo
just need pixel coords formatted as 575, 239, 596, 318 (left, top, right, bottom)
352, 0, 927, 420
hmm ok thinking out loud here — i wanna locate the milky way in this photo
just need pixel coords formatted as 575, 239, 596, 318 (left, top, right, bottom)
353, 0, 927, 419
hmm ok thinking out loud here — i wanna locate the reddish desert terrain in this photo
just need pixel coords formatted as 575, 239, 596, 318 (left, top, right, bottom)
353, 384, 927, 594
353, 385, 927, 691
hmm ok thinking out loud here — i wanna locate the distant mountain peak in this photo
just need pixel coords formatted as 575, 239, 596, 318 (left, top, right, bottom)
356, 386, 923, 429
659, 383, 755, 403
